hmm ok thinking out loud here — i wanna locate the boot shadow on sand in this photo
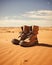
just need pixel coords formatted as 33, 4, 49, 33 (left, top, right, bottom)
12, 25, 52, 47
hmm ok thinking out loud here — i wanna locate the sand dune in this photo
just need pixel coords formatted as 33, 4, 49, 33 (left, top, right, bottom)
0, 27, 52, 65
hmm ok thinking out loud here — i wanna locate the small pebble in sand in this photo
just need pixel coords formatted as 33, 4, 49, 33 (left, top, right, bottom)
24, 60, 28, 62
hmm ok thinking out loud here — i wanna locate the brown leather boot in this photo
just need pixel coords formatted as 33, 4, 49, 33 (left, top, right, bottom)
19, 25, 32, 45
12, 25, 32, 45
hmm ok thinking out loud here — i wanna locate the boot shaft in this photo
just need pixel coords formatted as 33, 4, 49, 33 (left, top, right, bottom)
32, 25, 39, 35
21, 25, 32, 33
21, 25, 39, 34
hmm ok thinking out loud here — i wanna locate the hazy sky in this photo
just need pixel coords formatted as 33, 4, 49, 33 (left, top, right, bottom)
0, 0, 52, 27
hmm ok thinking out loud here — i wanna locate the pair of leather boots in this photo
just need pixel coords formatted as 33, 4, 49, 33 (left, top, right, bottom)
12, 25, 39, 47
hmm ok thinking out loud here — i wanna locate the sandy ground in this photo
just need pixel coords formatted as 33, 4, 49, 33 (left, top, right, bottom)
0, 27, 52, 65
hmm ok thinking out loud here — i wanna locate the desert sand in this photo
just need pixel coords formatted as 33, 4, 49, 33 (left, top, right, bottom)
0, 27, 52, 65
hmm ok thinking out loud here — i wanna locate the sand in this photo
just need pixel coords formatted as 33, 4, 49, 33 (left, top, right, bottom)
0, 27, 52, 65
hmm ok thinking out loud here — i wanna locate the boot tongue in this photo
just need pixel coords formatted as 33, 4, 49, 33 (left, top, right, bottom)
23, 25, 30, 33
